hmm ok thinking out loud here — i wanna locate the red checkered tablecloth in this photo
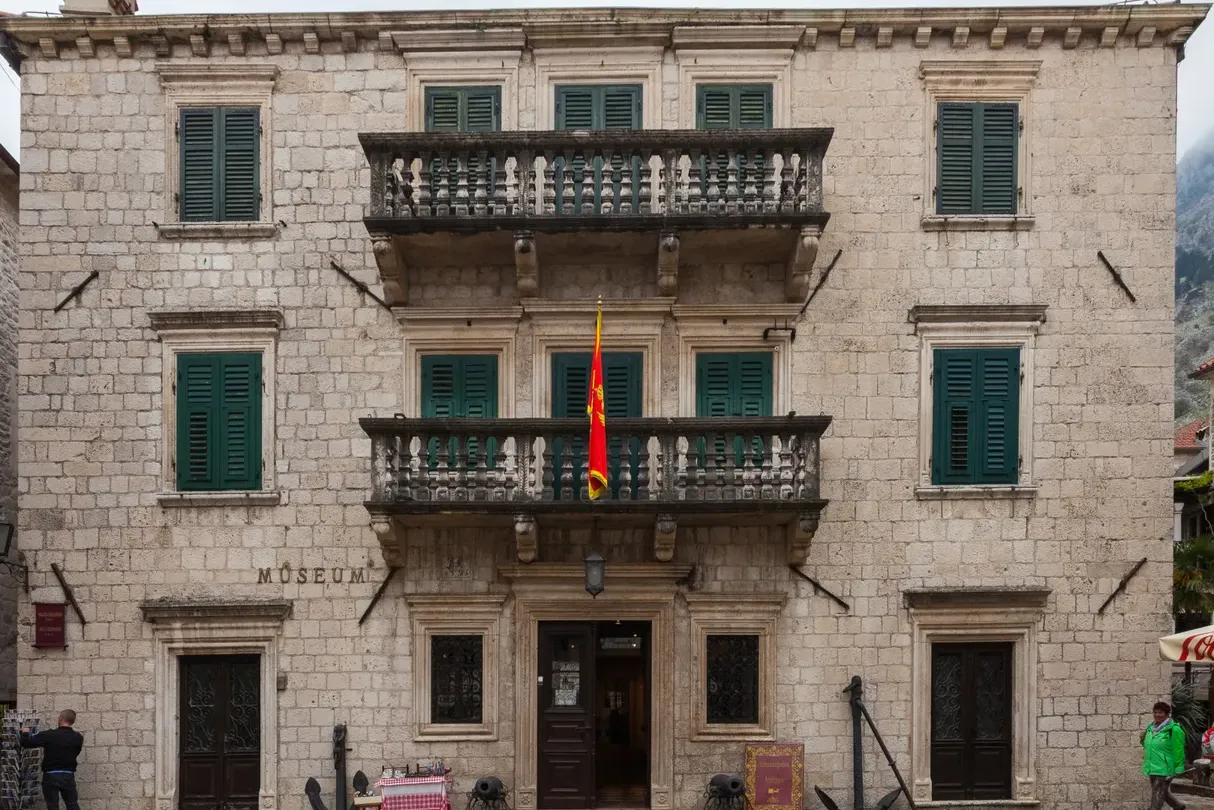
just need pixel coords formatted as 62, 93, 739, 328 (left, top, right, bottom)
376, 775, 452, 810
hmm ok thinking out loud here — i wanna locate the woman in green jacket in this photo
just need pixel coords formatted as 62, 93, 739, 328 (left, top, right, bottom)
1142, 701, 1187, 810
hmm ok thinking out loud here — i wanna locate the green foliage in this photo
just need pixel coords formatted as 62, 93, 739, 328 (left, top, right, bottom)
1172, 680, 1210, 762
1175, 536, 1214, 617
1177, 471, 1214, 496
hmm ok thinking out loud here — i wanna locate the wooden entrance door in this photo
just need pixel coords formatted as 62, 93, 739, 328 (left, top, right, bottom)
538, 623, 596, 809
179, 655, 261, 810
930, 643, 1013, 800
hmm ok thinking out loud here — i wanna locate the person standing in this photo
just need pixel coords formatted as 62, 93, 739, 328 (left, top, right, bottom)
1142, 701, 1187, 810
20, 709, 84, 810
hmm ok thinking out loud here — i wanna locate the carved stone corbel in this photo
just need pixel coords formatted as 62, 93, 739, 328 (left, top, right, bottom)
654, 514, 677, 562
514, 231, 539, 297
372, 237, 408, 306
370, 517, 406, 567
788, 513, 819, 565
785, 228, 820, 302
657, 231, 679, 296
515, 514, 538, 562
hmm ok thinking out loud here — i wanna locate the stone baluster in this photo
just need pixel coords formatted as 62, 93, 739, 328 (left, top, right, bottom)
580, 149, 596, 215
666, 149, 682, 213
511, 434, 529, 500
517, 151, 533, 215
779, 149, 795, 214
793, 157, 806, 215
676, 435, 690, 501
705, 157, 721, 215
469, 149, 486, 216
725, 152, 739, 214
600, 153, 615, 215
579, 461, 589, 501
618, 436, 633, 500
619, 149, 633, 215
435, 433, 451, 500
656, 153, 668, 215
688, 149, 703, 214
543, 150, 556, 214
452, 435, 469, 501
562, 149, 578, 215
638, 150, 652, 215
454, 153, 471, 216
791, 434, 808, 498
760, 435, 777, 500
416, 153, 432, 217
741, 432, 756, 499
397, 433, 414, 499
560, 437, 575, 501
493, 151, 508, 216
541, 435, 555, 500
435, 151, 451, 216
637, 435, 652, 499
762, 149, 778, 213
743, 150, 760, 213
415, 433, 432, 501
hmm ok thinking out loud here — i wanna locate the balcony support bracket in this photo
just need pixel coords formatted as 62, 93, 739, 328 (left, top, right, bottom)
786, 228, 821, 303
370, 515, 407, 567
515, 231, 539, 297
657, 231, 679, 296
371, 236, 409, 307
788, 513, 820, 565
515, 514, 538, 562
654, 514, 677, 562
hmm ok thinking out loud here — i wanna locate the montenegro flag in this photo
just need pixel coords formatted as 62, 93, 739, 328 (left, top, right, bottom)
587, 303, 608, 500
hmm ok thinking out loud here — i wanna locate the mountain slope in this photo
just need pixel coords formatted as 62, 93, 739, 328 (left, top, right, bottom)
1176, 127, 1214, 423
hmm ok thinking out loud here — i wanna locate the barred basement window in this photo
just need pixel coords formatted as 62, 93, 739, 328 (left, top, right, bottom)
431, 635, 483, 724
705, 634, 759, 724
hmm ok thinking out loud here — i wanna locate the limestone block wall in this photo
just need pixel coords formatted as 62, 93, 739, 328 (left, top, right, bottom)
1, 6, 1203, 810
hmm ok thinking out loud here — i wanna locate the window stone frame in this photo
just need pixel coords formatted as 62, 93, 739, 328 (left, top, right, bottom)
905, 588, 1048, 804
533, 48, 663, 130
150, 310, 282, 507
399, 308, 521, 419
686, 592, 785, 741
910, 305, 1045, 500
156, 63, 279, 239
402, 52, 521, 132
405, 593, 506, 742
919, 60, 1041, 230
673, 46, 794, 129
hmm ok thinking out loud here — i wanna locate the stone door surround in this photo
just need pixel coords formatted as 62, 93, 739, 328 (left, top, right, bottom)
500, 563, 691, 810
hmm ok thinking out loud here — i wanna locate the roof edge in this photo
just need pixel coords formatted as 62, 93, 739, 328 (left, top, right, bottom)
0, 142, 17, 178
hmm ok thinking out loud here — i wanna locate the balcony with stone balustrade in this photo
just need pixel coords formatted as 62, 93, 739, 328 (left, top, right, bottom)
362, 415, 829, 566
359, 128, 833, 305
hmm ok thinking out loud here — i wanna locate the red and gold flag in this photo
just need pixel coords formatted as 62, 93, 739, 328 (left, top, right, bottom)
587, 303, 608, 500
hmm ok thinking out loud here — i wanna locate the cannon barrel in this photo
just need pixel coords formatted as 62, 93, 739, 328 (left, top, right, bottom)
707, 774, 745, 798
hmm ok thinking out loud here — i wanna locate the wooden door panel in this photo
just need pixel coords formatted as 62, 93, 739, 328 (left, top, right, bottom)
538, 624, 595, 810
930, 643, 1012, 801
180, 655, 261, 810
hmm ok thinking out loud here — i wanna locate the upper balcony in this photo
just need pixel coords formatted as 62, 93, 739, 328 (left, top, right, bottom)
362, 416, 830, 565
359, 128, 833, 305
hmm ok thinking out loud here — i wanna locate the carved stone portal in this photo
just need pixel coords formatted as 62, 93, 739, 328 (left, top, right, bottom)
785, 228, 821, 302
788, 513, 820, 564
515, 514, 537, 562
654, 514, 677, 562
514, 232, 539, 297
371, 237, 408, 306
657, 231, 679, 296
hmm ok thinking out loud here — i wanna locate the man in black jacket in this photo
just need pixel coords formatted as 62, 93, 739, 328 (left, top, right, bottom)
20, 709, 84, 810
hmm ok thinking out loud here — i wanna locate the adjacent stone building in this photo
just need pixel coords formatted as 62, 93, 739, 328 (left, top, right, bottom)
0, 141, 18, 706
0, 5, 1207, 810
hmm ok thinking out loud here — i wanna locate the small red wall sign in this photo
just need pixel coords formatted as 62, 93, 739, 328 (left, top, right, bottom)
33, 603, 66, 649
745, 743, 804, 810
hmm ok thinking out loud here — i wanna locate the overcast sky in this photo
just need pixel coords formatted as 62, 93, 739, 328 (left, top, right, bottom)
0, 0, 1211, 164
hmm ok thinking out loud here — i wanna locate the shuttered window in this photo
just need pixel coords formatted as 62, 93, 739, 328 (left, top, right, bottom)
553, 85, 642, 214
695, 353, 773, 418
552, 352, 642, 499
936, 102, 1018, 215
424, 87, 502, 132
175, 353, 262, 491
695, 85, 773, 129
931, 348, 1020, 485
421, 355, 499, 466
179, 107, 260, 222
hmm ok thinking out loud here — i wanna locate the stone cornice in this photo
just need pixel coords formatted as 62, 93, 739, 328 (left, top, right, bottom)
919, 59, 1042, 91
155, 62, 280, 85
2, 6, 1206, 60
908, 304, 1048, 325
139, 598, 293, 623
148, 308, 284, 333
903, 587, 1051, 611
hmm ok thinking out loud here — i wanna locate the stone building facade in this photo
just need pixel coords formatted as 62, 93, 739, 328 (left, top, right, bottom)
0, 6, 1208, 810
0, 142, 18, 704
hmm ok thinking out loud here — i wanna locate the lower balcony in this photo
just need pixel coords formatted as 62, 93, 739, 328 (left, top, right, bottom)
362, 416, 830, 565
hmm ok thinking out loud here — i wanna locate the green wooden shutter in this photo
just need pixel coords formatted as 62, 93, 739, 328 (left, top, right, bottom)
425, 88, 462, 132
979, 103, 1018, 214
556, 86, 597, 130
460, 356, 499, 419
932, 348, 1020, 485
976, 349, 1019, 484
219, 107, 260, 222
176, 353, 261, 491
603, 86, 642, 130
421, 355, 499, 467
696, 85, 772, 129
218, 353, 262, 489
177, 354, 218, 490
464, 87, 502, 132
421, 356, 459, 418
937, 103, 976, 215
696, 353, 773, 466
554, 86, 642, 214
180, 108, 218, 222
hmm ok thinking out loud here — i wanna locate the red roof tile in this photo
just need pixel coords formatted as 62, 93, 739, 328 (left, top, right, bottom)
1177, 418, 1208, 451
1191, 358, 1214, 379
